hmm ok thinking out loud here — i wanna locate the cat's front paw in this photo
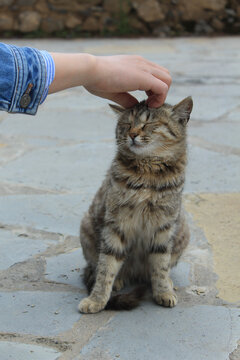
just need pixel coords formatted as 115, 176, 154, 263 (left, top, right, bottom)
78, 297, 105, 314
154, 292, 178, 308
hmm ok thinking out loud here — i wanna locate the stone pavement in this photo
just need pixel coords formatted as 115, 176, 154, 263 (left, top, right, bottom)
0, 37, 239, 360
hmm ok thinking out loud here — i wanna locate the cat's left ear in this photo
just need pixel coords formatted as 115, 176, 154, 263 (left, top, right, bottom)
109, 104, 125, 115
173, 96, 193, 125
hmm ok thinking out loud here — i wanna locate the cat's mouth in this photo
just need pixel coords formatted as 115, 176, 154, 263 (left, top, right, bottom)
130, 139, 142, 147
131, 142, 141, 147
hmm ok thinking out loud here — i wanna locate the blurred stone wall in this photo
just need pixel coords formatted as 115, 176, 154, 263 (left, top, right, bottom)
0, 0, 239, 37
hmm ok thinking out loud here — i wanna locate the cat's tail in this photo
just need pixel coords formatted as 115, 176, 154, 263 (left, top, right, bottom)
105, 285, 147, 311
83, 265, 146, 311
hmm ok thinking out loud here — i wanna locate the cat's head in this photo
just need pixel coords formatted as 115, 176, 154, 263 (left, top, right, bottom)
110, 97, 193, 159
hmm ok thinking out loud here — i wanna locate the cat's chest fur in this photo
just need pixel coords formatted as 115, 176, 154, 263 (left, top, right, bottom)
106, 182, 178, 244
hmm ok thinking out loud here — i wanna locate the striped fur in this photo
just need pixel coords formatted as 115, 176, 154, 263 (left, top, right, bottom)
78, 97, 193, 313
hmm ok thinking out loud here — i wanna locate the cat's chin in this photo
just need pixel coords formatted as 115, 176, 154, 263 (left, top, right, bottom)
129, 144, 143, 154
129, 143, 156, 156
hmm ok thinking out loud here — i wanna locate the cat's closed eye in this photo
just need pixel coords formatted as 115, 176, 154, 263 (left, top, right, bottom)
142, 122, 160, 132
120, 123, 131, 130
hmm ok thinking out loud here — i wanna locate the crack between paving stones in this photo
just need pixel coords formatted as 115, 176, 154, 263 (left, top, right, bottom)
188, 136, 240, 156
227, 308, 235, 358
190, 103, 240, 124
0, 284, 86, 293
57, 312, 115, 360
0, 224, 86, 292
0, 223, 77, 241
0, 182, 66, 196
229, 340, 240, 360
0, 333, 72, 352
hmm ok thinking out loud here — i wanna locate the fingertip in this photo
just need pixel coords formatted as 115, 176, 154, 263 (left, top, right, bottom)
147, 94, 166, 108
147, 100, 160, 108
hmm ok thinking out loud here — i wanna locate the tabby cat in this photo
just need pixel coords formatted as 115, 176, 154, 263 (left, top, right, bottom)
78, 97, 193, 314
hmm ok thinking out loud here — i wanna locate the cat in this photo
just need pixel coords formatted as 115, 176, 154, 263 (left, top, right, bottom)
78, 96, 193, 314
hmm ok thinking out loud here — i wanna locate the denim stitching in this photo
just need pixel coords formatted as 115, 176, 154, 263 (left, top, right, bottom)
8, 45, 20, 113
17, 46, 26, 111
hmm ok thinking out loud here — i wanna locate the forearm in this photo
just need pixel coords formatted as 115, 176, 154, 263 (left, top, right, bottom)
48, 52, 96, 94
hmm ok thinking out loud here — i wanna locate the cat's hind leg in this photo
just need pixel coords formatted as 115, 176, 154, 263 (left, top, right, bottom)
113, 277, 124, 291
80, 213, 98, 265
80, 213, 98, 296
83, 264, 96, 294
170, 216, 190, 268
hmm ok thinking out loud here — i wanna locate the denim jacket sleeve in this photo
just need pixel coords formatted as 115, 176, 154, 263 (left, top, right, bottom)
0, 42, 47, 115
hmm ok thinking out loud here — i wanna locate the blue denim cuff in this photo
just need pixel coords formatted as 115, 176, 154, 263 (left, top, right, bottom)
0, 43, 15, 111
7, 45, 47, 115
40, 50, 55, 104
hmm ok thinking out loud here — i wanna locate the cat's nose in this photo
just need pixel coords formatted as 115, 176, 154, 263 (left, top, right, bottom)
129, 132, 138, 140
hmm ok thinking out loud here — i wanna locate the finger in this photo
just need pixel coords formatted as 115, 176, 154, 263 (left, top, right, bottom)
141, 82, 168, 107
144, 76, 169, 107
108, 92, 139, 108
88, 89, 139, 108
151, 69, 172, 88
139, 75, 168, 98
146, 90, 153, 97
145, 60, 170, 74
147, 94, 166, 108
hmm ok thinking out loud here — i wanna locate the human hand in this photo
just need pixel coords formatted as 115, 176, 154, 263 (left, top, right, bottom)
49, 53, 171, 108
84, 55, 172, 108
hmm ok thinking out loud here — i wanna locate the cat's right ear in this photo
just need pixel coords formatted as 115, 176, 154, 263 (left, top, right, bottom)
109, 104, 125, 115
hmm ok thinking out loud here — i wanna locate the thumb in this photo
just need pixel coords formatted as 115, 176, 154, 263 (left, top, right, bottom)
107, 92, 139, 108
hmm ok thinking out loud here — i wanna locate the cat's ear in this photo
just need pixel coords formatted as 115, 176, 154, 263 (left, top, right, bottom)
109, 104, 125, 115
173, 96, 193, 125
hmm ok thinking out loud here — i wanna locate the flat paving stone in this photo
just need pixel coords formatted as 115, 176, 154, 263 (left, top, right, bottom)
189, 121, 240, 149
0, 136, 27, 167
0, 194, 91, 235
46, 248, 85, 288
171, 261, 191, 288
0, 291, 83, 336
0, 229, 56, 270
0, 341, 61, 360
0, 142, 113, 193
168, 93, 239, 122
185, 145, 240, 193
1, 98, 115, 143
168, 58, 240, 79
77, 305, 240, 360
225, 106, 240, 122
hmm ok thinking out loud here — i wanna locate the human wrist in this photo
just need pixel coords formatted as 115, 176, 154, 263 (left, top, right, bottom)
83, 55, 112, 91
77, 53, 97, 87
48, 52, 96, 93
